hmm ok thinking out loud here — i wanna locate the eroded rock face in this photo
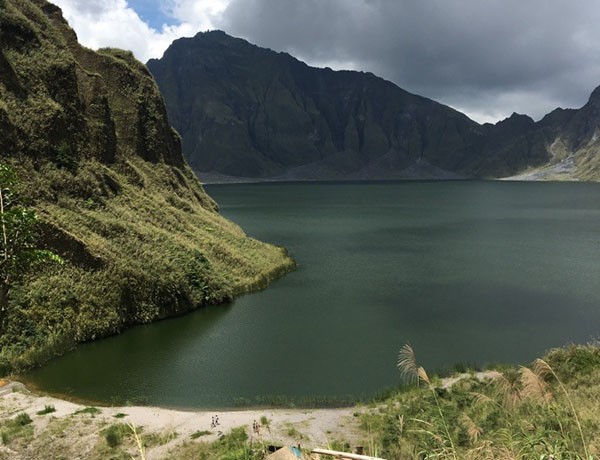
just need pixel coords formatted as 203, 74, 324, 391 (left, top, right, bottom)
0, 0, 183, 169
149, 30, 600, 182
149, 30, 587, 181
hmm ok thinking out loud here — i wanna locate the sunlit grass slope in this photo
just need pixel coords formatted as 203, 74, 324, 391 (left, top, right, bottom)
0, 0, 294, 372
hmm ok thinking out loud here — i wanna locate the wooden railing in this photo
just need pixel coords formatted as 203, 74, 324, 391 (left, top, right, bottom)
311, 447, 386, 460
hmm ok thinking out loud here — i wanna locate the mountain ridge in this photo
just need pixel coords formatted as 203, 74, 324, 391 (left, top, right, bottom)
148, 30, 600, 182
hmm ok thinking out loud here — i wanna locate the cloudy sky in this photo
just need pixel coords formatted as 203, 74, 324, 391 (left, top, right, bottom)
52, 0, 600, 123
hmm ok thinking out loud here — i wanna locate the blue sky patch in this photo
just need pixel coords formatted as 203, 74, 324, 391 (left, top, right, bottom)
128, 0, 179, 30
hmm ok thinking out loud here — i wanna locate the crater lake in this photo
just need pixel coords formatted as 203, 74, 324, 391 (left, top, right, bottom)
22, 181, 600, 408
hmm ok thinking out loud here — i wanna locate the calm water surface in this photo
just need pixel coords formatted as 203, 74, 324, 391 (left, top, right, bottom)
24, 181, 600, 407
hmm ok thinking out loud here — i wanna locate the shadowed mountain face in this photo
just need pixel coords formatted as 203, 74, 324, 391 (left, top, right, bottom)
147, 31, 599, 182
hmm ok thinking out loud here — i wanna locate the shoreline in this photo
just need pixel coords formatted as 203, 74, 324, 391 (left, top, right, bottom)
1, 370, 504, 459
202, 176, 589, 185
15, 376, 363, 413
0, 379, 364, 459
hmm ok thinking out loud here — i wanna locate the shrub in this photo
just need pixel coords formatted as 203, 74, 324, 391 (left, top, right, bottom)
191, 430, 211, 439
102, 423, 130, 448
14, 412, 32, 426
36, 404, 55, 415
73, 406, 101, 416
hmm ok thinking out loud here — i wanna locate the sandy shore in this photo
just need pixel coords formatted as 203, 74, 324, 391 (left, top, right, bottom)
0, 371, 503, 459
0, 379, 365, 459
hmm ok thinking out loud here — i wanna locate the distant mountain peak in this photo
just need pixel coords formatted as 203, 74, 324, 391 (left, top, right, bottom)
497, 112, 535, 127
510, 112, 533, 121
193, 29, 240, 43
148, 31, 600, 182
587, 85, 600, 107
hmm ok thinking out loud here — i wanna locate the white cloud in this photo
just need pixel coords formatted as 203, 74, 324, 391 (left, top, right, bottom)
49, 0, 600, 123
166, 0, 229, 31
57, 0, 115, 16
51, 0, 231, 62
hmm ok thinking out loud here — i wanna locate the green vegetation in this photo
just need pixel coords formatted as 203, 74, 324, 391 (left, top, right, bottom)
1, 157, 292, 374
285, 424, 303, 439
2, 345, 600, 459
0, 163, 62, 315
3, 2, 600, 459
142, 431, 179, 447
357, 343, 600, 459
0, 412, 33, 445
142, 429, 178, 448
163, 427, 266, 460
13, 412, 32, 426
73, 407, 101, 416
0, 0, 294, 374
102, 422, 130, 448
36, 404, 56, 415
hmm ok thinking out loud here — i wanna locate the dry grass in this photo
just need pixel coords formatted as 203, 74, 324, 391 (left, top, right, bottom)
459, 414, 482, 444
519, 365, 552, 404
397, 343, 457, 460
366, 344, 600, 459
397, 344, 420, 385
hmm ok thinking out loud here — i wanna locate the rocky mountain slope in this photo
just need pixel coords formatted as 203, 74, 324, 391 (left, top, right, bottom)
148, 31, 599, 182
0, 1, 293, 372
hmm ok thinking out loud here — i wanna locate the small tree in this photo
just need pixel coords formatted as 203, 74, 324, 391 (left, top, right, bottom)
0, 163, 62, 315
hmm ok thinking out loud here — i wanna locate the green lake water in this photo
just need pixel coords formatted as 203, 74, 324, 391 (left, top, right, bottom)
23, 181, 600, 408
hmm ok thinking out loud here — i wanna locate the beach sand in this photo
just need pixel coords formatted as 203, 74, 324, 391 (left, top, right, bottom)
0, 379, 365, 459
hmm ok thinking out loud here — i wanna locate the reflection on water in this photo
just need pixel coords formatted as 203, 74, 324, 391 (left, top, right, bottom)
24, 181, 600, 408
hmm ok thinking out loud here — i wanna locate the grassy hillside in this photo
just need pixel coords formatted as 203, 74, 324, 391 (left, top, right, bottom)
0, 0, 294, 373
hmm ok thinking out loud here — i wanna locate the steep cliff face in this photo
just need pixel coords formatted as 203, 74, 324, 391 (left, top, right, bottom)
553, 87, 600, 180
496, 88, 600, 181
0, 0, 183, 170
148, 31, 566, 181
0, 1, 293, 372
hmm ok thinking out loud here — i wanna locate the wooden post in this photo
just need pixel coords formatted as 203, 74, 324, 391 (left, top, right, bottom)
311, 447, 387, 460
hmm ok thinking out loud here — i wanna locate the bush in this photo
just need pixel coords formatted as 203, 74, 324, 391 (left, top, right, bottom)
36, 404, 56, 415
14, 412, 32, 426
102, 423, 130, 448
73, 406, 101, 416
0, 412, 34, 445
53, 142, 79, 171
191, 430, 211, 439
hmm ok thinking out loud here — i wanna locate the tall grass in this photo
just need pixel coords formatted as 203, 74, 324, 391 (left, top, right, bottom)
397, 344, 457, 460
534, 358, 590, 459
363, 344, 598, 459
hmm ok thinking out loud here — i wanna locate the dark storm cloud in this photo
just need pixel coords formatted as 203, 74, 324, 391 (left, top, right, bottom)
219, 0, 600, 122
